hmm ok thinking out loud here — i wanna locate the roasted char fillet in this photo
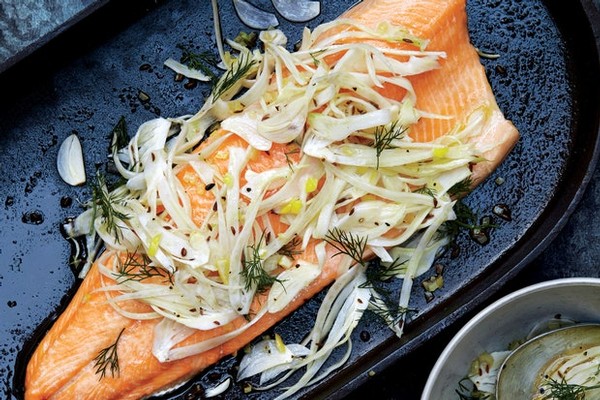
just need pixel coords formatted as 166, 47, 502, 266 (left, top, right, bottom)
25, 0, 518, 398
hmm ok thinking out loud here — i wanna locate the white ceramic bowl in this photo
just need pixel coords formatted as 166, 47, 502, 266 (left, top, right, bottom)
421, 278, 600, 399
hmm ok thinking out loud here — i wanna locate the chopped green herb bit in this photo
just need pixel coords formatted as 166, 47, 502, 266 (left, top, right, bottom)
234, 31, 258, 48
421, 274, 443, 292
109, 116, 129, 153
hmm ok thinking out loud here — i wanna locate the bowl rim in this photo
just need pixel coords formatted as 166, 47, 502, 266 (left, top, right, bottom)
421, 277, 600, 399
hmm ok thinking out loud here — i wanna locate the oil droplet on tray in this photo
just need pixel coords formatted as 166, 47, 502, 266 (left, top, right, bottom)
21, 210, 44, 225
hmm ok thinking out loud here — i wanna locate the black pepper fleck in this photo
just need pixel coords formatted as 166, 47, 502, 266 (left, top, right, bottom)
184, 79, 198, 90
60, 196, 73, 208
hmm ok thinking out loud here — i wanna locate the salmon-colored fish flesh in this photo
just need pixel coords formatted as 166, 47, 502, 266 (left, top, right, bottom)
25, 0, 519, 399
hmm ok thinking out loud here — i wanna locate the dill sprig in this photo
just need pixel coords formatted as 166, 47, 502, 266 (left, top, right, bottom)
93, 328, 125, 380
109, 116, 129, 154
414, 185, 437, 197
360, 259, 412, 325
241, 232, 282, 293
437, 200, 495, 242
542, 378, 600, 400
373, 121, 407, 169
324, 228, 368, 266
211, 52, 256, 101
363, 258, 406, 284
278, 236, 302, 258
448, 177, 473, 198
114, 251, 173, 284
368, 296, 416, 326
177, 44, 219, 80
90, 172, 130, 241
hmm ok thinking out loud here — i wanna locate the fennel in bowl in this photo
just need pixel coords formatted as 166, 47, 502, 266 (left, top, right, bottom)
421, 278, 600, 399
496, 323, 600, 399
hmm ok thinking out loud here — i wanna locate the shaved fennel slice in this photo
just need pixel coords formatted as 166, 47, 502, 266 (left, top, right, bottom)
242, 167, 291, 196
309, 109, 392, 143
382, 235, 450, 279
468, 351, 512, 394
233, 0, 279, 30
263, 168, 336, 257
370, 246, 393, 263
153, 318, 197, 362
334, 200, 406, 238
313, 176, 347, 238
237, 340, 310, 381
257, 157, 323, 213
164, 307, 269, 361
326, 164, 434, 207
251, 266, 370, 399
434, 165, 473, 195
210, 0, 226, 67
259, 28, 288, 47
221, 112, 273, 151
372, 54, 442, 77
164, 58, 211, 81
267, 261, 321, 313
152, 305, 238, 331
93, 209, 139, 251
311, 19, 429, 51
393, 201, 455, 337
257, 96, 308, 144
131, 118, 172, 164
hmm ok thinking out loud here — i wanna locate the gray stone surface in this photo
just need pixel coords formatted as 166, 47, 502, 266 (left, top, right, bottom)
0, 0, 95, 69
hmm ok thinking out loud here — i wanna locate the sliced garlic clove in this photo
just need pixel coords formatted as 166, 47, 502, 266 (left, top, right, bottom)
272, 0, 320, 22
233, 0, 279, 30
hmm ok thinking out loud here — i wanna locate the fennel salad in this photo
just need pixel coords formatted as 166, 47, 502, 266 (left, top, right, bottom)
57, 15, 495, 400
458, 318, 600, 400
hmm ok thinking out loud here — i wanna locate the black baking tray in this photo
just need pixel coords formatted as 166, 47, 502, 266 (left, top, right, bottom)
1, 0, 599, 399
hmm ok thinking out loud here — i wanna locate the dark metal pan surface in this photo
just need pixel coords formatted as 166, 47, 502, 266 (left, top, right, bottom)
1, 0, 599, 398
